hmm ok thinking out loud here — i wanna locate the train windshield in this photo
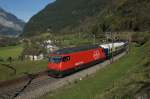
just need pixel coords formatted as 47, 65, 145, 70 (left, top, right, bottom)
49, 56, 62, 63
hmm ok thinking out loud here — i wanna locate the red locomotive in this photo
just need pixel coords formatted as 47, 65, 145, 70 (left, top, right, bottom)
48, 45, 106, 77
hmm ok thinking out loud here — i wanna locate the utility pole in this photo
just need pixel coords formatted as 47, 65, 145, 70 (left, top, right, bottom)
106, 32, 112, 64
78, 32, 80, 39
127, 33, 132, 54
110, 0, 114, 64
112, 32, 114, 63
93, 34, 96, 45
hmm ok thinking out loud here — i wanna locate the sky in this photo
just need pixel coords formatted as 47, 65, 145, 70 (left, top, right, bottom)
0, 0, 55, 22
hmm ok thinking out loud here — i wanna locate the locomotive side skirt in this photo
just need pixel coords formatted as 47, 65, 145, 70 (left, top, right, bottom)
48, 58, 105, 77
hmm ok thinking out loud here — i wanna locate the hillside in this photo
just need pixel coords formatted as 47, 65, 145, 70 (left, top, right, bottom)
0, 7, 25, 36
23, 0, 150, 37
97, 0, 150, 31
23, 0, 111, 36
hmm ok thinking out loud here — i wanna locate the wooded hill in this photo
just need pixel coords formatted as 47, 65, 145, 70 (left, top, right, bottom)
23, 0, 150, 37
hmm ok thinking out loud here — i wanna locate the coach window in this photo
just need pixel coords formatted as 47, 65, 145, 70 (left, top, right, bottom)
62, 56, 70, 62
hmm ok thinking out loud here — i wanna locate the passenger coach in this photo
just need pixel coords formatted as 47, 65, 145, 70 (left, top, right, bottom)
100, 42, 126, 59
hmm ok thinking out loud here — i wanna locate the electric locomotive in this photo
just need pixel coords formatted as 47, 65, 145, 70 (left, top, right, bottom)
48, 42, 127, 77
48, 45, 106, 77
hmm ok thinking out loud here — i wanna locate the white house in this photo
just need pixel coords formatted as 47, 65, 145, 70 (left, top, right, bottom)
25, 54, 44, 61
25, 40, 59, 61
44, 40, 59, 53
44, 40, 52, 44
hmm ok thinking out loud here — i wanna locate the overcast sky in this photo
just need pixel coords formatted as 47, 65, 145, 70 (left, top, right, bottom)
0, 0, 55, 22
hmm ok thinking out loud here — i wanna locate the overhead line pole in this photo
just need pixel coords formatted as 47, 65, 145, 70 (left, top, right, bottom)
110, 0, 114, 64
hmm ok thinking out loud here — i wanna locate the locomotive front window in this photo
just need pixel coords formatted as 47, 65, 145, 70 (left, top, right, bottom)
62, 56, 70, 62
49, 56, 62, 63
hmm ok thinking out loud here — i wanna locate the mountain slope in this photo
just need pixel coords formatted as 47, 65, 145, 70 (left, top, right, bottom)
23, 0, 111, 36
99, 0, 150, 31
23, 0, 150, 37
0, 7, 25, 36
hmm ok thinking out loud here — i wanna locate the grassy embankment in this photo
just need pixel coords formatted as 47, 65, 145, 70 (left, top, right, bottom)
0, 45, 47, 81
40, 32, 150, 99
0, 45, 23, 59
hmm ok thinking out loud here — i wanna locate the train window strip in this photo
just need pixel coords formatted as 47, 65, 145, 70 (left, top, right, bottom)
52, 45, 100, 54
49, 56, 62, 63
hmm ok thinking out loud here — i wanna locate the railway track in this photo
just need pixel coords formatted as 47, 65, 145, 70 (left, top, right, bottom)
0, 52, 126, 99
0, 71, 57, 99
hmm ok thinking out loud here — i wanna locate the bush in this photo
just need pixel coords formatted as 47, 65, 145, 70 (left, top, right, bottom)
132, 32, 150, 45
0, 57, 4, 62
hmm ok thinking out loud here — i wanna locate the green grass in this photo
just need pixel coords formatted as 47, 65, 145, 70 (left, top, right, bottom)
99, 40, 150, 99
40, 45, 142, 99
0, 45, 23, 59
0, 44, 48, 81
53, 33, 102, 47
0, 60, 48, 81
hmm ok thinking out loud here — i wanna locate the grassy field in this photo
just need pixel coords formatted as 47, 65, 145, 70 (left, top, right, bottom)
51, 33, 103, 47
0, 45, 23, 59
39, 32, 150, 99
0, 60, 48, 81
99, 39, 150, 98
0, 45, 48, 81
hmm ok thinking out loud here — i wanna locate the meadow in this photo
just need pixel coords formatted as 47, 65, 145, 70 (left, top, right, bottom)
0, 45, 47, 81
0, 45, 23, 59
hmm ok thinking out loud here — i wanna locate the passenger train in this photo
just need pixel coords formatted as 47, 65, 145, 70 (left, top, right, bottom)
48, 42, 127, 77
